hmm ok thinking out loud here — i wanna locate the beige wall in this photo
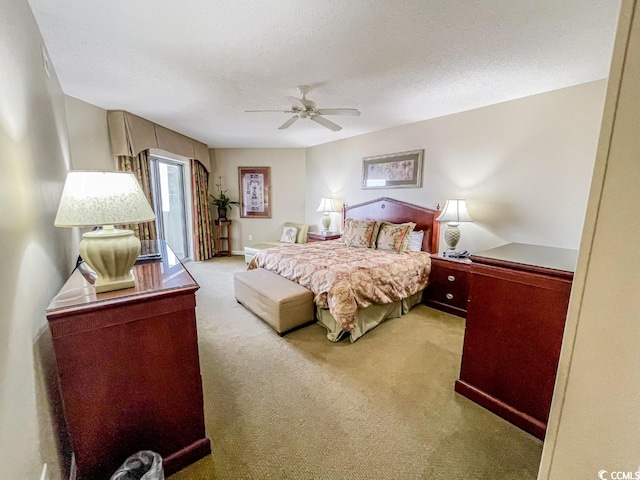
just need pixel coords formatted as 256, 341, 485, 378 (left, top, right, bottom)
64, 95, 115, 170
306, 80, 607, 253
63, 79, 608, 256
0, 0, 75, 478
210, 148, 306, 251
540, 1, 640, 478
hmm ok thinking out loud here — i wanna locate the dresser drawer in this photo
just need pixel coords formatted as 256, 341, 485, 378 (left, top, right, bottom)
423, 256, 471, 317
429, 264, 469, 288
427, 282, 469, 310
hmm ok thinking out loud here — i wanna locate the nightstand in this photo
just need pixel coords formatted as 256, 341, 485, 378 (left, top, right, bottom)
307, 232, 342, 242
423, 254, 471, 317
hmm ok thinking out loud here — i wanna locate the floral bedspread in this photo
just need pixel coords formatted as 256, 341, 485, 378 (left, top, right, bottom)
247, 240, 432, 333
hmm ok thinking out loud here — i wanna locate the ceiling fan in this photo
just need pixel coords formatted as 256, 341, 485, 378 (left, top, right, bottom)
245, 85, 360, 131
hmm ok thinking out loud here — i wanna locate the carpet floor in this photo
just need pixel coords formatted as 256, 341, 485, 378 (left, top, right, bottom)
168, 256, 542, 479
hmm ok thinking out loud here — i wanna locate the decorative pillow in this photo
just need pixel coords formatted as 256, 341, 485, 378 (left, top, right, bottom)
375, 222, 416, 253
279, 226, 298, 244
407, 230, 425, 252
342, 218, 378, 248
283, 222, 309, 243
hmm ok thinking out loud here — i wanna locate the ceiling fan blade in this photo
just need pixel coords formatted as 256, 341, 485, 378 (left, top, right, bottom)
285, 96, 307, 110
311, 115, 342, 132
316, 108, 361, 116
278, 116, 299, 130
245, 110, 292, 113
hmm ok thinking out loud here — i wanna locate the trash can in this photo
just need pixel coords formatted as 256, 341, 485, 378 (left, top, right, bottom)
110, 451, 164, 480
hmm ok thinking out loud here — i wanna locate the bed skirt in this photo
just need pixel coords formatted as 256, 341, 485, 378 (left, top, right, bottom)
316, 290, 424, 342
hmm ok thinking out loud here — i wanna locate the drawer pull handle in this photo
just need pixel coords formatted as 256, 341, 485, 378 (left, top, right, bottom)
447, 275, 456, 282
446, 293, 454, 300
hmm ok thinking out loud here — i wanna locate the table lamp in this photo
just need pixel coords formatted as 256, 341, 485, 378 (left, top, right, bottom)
55, 171, 156, 293
316, 198, 338, 235
436, 199, 473, 256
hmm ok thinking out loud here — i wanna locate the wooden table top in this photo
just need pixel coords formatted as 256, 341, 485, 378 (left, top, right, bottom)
471, 242, 578, 275
46, 240, 198, 315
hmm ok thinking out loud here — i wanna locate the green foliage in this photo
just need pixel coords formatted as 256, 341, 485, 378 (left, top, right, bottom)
209, 176, 240, 210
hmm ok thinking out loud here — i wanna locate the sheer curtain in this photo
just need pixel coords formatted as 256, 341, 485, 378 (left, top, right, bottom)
191, 159, 215, 260
117, 150, 158, 241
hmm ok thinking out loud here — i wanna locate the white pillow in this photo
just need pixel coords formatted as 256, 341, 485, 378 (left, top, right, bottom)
407, 230, 424, 251
280, 226, 298, 243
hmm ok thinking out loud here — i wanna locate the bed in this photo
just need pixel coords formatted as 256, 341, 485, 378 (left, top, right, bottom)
247, 197, 440, 342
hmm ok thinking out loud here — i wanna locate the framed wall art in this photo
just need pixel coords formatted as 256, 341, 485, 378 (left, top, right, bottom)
361, 149, 423, 189
238, 166, 271, 218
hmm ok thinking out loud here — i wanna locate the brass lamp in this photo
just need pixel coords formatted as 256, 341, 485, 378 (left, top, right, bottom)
436, 199, 473, 256
54, 171, 156, 293
316, 198, 338, 235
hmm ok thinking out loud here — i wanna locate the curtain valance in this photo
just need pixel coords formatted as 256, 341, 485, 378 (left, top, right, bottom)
107, 110, 211, 170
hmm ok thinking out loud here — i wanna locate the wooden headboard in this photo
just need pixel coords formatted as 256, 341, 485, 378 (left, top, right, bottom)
343, 197, 440, 253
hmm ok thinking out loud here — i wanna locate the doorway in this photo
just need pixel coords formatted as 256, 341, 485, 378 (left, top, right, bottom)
150, 155, 191, 260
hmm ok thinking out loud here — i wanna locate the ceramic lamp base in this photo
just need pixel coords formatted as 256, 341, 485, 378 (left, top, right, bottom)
321, 213, 331, 234
80, 226, 141, 293
444, 223, 461, 253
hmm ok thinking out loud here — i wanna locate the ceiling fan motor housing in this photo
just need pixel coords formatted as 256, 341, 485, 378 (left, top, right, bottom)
246, 85, 360, 131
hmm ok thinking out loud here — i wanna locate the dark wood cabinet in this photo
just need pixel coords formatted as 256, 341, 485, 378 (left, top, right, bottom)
307, 232, 342, 242
455, 243, 576, 440
423, 255, 471, 317
46, 241, 210, 479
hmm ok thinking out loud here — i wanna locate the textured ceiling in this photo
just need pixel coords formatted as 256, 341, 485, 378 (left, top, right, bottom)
28, 0, 621, 148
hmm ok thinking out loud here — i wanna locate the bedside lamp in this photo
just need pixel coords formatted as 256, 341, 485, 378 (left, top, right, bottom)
436, 199, 473, 257
55, 171, 156, 293
316, 198, 338, 235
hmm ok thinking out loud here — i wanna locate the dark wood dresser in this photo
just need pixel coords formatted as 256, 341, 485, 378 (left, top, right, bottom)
455, 243, 576, 440
46, 241, 210, 479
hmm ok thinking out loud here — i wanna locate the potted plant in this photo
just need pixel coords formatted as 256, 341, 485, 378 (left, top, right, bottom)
209, 176, 240, 221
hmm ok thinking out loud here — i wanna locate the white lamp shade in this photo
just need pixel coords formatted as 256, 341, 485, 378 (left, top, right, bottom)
55, 171, 156, 227
436, 199, 473, 223
316, 198, 338, 213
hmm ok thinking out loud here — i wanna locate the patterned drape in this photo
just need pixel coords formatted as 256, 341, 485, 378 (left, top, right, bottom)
117, 150, 158, 241
191, 159, 215, 260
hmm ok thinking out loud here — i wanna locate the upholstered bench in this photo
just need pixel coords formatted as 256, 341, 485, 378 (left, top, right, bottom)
234, 268, 315, 336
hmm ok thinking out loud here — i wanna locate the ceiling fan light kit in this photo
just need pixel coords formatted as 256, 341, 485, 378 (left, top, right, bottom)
246, 85, 360, 131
